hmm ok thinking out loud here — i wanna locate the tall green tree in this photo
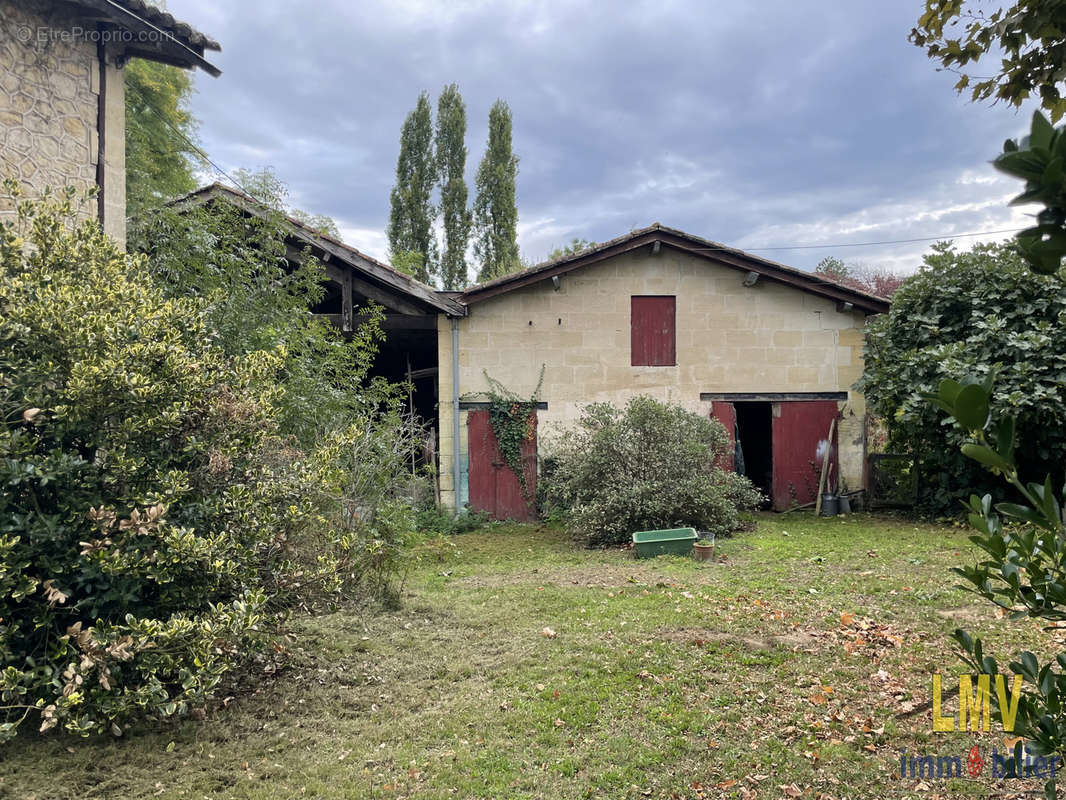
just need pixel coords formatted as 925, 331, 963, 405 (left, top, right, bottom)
436, 84, 472, 290
387, 92, 437, 283
472, 100, 520, 283
124, 59, 200, 217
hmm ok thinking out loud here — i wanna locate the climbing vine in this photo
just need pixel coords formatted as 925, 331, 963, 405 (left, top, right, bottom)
480, 368, 544, 498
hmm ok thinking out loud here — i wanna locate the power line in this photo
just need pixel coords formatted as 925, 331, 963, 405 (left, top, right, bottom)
127, 82, 254, 199
710, 227, 1025, 254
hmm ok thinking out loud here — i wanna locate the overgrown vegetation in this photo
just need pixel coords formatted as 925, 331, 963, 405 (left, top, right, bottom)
0, 186, 417, 741
910, 11, 1066, 794
128, 180, 379, 449
544, 396, 762, 547
858, 241, 1066, 516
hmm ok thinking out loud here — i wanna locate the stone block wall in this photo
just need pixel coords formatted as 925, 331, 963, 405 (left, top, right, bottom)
0, 0, 126, 243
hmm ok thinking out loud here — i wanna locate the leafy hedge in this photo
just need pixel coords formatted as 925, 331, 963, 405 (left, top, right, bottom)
858, 241, 1066, 515
543, 396, 762, 547
0, 187, 412, 740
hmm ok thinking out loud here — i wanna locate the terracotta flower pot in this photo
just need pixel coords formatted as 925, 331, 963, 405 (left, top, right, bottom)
692, 543, 715, 562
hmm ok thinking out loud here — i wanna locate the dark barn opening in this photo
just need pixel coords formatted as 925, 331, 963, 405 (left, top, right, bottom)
734, 401, 772, 500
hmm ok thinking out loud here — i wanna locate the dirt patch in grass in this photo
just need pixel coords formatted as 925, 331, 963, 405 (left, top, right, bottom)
657, 625, 822, 652
934, 604, 992, 623
459, 563, 692, 589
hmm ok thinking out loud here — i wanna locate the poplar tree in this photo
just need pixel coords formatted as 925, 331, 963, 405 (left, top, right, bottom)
472, 100, 520, 282
436, 84, 472, 290
387, 92, 436, 283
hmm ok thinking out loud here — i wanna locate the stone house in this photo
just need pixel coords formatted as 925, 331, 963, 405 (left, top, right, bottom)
0, 0, 219, 245
435, 225, 890, 516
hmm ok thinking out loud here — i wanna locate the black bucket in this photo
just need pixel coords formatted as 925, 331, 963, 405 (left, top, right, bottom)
821, 494, 840, 516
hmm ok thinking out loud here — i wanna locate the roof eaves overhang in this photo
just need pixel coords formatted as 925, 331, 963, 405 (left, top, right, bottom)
73, 0, 222, 76
165, 184, 464, 316
460, 228, 890, 315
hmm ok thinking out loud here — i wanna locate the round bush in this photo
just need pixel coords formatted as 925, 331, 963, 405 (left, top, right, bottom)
543, 396, 762, 547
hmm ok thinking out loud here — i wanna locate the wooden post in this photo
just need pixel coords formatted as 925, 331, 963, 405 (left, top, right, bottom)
341, 271, 353, 332
814, 417, 836, 517
406, 356, 416, 475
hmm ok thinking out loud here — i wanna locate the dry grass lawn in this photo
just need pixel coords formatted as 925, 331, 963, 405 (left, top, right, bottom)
2, 513, 1059, 800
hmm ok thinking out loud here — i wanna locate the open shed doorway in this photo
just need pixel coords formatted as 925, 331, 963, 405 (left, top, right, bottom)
709, 394, 842, 510
733, 402, 773, 501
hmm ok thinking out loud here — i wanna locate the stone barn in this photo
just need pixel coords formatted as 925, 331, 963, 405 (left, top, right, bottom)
436, 224, 890, 517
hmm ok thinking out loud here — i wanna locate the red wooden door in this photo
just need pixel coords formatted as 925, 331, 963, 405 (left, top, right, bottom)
709, 402, 736, 471
770, 401, 839, 510
467, 410, 538, 521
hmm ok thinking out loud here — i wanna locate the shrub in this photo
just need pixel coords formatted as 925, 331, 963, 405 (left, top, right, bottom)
858, 241, 1066, 516
543, 396, 762, 547
0, 187, 409, 740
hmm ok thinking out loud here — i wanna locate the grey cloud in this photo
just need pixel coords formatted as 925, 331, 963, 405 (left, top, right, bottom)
174, 0, 1031, 273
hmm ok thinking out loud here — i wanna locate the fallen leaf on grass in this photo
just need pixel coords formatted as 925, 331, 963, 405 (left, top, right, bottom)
541, 627, 556, 639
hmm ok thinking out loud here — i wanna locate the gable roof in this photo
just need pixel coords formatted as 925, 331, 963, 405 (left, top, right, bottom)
460, 224, 891, 314
169, 183, 464, 316
68, 0, 221, 76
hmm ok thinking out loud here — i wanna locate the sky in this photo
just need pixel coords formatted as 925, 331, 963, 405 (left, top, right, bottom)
172, 0, 1036, 280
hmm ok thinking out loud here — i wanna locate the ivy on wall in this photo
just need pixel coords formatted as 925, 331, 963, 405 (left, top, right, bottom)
480, 368, 544, 498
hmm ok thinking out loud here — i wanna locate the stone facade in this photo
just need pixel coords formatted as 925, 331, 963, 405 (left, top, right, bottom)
438, 247, 870, 509
0, 0, 126, 243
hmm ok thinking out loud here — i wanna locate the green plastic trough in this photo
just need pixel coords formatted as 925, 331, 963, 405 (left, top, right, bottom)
632, 527, 697, 558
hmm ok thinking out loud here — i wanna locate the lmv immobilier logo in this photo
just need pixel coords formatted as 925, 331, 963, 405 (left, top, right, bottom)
897, 673, 1062, 784
930, 673, 1021, 732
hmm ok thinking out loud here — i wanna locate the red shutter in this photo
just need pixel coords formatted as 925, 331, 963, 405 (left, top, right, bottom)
631, 296, 676, 366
